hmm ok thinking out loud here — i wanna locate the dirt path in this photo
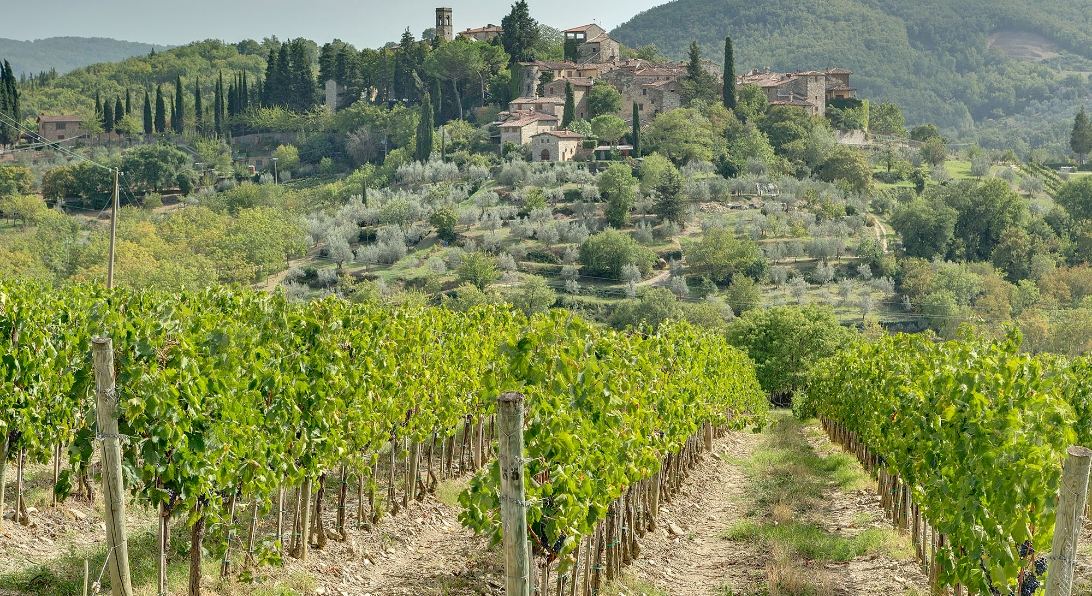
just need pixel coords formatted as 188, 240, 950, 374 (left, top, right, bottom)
624, 431, 762, 594
869, 215, 888, 254
285, 491, 501, 596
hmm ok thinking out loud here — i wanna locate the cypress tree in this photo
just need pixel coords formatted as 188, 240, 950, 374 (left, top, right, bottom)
114, 97, 123, 128
416, 92, 434, 163
102, 98, 113, 132
632, 101, 641, 157
94, 90, 101, 116
432, 79, 442, 121
215, 72, 225, 135
241, 72, 249, 111
562, 82, 575, 128
194, 76, 203, 132
125, 88, 132, 114
723, 37, 736, 110
143, 89, 153, 134
0, 61, 20, 147
273, 44, 291, 106
289, 39, 315, 111
173, 75, 185, 133
227, 78, 236, 117
1072, 106, 1092, 165
154, 84, 167, 133
263, 47, 278, 107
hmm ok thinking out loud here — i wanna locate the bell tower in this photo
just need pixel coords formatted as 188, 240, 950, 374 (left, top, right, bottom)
436, 7, 453, 42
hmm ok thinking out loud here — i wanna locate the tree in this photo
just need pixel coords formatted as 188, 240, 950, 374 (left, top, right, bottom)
654, 164, 685, 224
119, 142, 190, 192
599, 162, 637, 228
725, 275, 761, 315
680, 41, 718, 106
609, 287, 683, 330
870, 101, 905, 136
114, 97, 123, 128
272, 144, 300, 173
172, 75, 185, 133
1056, 176, 1092, 221
562, 82, 575, 128
510, 274, 556, 316
889, 197, 958, 258
457, 251, 500, 290
646, 108, 715, 164
416, 92, 434, 163
288, 39, 316, 112
425, 38, 483, 121
102, 99, 114, 133
726, 304, 854, 403
125, 88, 132, 115
0, 194, 44, 228
579, 228, 657, 278
591, 114, 627, 147
910, 124, 940, 142
0, 61, 20, 147
500, 1, 539, 65
587, 80, 622, 118
142, 90, 153, 135
430, 205, 459, 242
920, 136, 947, 167
154, 84, 167, 133
818, 147, 873, 194
194, 76, 203, 132
214, 72, 225, 135
722, 37, 736, 110
1072, 106, 1092, 165
0, 165, 35, 197
632, 102, 641, 157
686, 227, 767, 283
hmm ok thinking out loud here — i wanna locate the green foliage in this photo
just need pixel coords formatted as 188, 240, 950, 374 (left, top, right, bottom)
416, 92, 435, 163
562, 82, 575, 128
0, 37, 169, 80
272, 144, 300, 173
1055, 175, 1092, 221
810, 331, 1089, 593
890, 197, 959, 259
726, 304, 854, 399
1072, 106, 1092, 162
500, 1, 540, 65
591, 114, 627, 146
685, 227, 767, 284
609, 287, 683, 330
725, 275, 761, 315
119, 142, 190, 193
653, 165, 685, 223
0, 165, 34, 197
723, 37, 736, 111
631, 102, 642, 157
920, 137, 948, 167
818, 147, 873, 195
646, 108, 715, 165
430, 205, 459, 242
680, 41, 719, 107
599, 163, 637, 228
509, 274, 556, 316
579, 228, 658, 279
457, 251, 500, 290
870, 101, 905, 136
587, 80, 622, 119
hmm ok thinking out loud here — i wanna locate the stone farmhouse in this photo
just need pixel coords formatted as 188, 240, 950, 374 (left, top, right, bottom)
498, 110, 560, 146
37, 114, 87, 142
531, 130, 584, 162
736, 67, 857, 117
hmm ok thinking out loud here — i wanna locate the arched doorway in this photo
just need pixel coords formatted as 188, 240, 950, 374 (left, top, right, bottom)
540, 149, 551, 162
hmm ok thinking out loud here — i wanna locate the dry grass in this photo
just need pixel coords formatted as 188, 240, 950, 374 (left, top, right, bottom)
765, 545, 833, 596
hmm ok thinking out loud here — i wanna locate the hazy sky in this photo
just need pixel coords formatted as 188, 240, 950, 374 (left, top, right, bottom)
1, 0, 664, 48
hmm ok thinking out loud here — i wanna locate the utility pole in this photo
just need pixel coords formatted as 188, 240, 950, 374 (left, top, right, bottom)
106, 167, 119, 289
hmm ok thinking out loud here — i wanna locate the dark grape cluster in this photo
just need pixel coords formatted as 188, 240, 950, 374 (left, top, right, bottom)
1019, 540, 1034, 558
1021, 576, 1041, 596
981, 548, 1047, 596
1034, 557, 1047, 576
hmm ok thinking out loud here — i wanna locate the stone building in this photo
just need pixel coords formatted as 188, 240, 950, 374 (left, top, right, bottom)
458, 25, 502, 41
736, 67, 856, 116
531, 130, 584, 162
563, 24, 621, 64
498, 111, 559, 146
508, 96, 567, 119
541, 77, 593, 120
436, 7, 453, 42
515, 60, 601, 98
37, 114, 86, 142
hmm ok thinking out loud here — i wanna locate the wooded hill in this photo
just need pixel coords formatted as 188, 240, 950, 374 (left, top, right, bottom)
0, 37, 170, 79
612, 0, 1092, 144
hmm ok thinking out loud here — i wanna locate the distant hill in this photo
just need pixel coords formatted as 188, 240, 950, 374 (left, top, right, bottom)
612, 0, 1092, 152
0, 37, 171, 78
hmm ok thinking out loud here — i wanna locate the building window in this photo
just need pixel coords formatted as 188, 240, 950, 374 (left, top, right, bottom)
642, 89, 646, 96
56, 122, 67, 131
57, 134, 65, 140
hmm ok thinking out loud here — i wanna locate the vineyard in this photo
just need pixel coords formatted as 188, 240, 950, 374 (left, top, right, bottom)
0, 280, 769, 596
810, 329, 1092, 596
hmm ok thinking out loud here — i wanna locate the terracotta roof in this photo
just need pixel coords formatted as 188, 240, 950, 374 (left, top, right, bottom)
37, 114, 83, 122
500, 113, 559, 128
585, 33, 614, 44
535, 130, 584, 139
564, 24, 599, 33
461, 25, 502, 34
738, 73, 797, 88
510, 96, 566, 104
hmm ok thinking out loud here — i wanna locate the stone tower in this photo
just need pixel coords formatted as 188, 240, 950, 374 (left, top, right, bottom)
436, 8, 453, 42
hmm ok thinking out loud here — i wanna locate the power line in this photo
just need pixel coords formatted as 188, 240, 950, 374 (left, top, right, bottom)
0, 112, 112, 170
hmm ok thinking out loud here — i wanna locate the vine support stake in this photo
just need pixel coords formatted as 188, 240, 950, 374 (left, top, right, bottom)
498, 391, 530, 596
93, 337, 133, 596
1046, 445, 1092, 596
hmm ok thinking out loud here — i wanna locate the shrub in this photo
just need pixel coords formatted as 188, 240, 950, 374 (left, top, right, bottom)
579, 228, 658, 279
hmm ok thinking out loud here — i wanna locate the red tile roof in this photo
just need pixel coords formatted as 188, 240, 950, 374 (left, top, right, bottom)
535, 130, 584, 139
564, 24, 599, 33
37, 114, 83, 122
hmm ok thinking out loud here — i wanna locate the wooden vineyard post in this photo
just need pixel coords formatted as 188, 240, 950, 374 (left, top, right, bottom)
92, 338, 133, 596
1045, 445, 1092, 596
498, 392, 530, 596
